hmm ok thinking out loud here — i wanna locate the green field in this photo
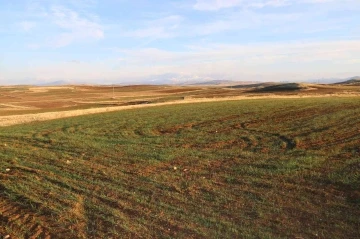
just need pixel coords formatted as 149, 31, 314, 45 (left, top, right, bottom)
0, 98, 359, 238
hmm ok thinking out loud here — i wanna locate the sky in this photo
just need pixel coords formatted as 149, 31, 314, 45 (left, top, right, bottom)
0, 0, 359, 85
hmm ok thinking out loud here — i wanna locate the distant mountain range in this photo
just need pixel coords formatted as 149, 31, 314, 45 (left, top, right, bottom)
334, 76, 360, 85
192, 80, 261, 85
34, 75, 360, 86
36, 80, 88, 86
306, 76, 360, 84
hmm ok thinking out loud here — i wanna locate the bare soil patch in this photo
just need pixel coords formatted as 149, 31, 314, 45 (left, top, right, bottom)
0, 93, 359, 127
1, 84, 360, 127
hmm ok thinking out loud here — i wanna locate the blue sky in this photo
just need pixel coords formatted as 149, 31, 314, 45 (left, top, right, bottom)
0, 0, 359, 84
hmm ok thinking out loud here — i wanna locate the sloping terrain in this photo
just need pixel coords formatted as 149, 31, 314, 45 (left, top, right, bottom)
0, 98, 359, 238
249, 83, 306, 92
2, 84, 360, 118
336, 77, 360, 85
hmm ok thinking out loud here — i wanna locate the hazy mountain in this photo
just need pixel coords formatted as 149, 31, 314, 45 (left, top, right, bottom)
304, 78, 341, 84
36, 80, 87, 86
305, 76, 360, 84
193, 80, 261, 85
29, 75, 360, 86
335, 76, 360, 85
133, 73, 217, 85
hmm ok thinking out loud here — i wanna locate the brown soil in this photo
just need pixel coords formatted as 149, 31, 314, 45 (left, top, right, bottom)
1, 84, 360, 127
1, 93, 360, 127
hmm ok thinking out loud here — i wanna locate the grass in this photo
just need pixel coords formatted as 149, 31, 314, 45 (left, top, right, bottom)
0, 97, 359, 238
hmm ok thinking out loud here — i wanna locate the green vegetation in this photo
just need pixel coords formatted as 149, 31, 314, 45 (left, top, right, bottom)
251, 83, 305, 92
0, 98, 359, 238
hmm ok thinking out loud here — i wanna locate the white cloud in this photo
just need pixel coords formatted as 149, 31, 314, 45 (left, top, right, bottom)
67, 0, 98, 9
193, 0, 359, 11
4, 39, 359, 83
249, 0, 290, 8
97, 39, 360, 81
2, 0, 358, 84
194, 0, 242, 11
193, 0, 289, 11
17, 3, 104, 48
118, 40, 360, 65
27, 43, 41, 50
49, 5, 104, 47
19, 21, 36, 32
122, 9, 300, 40
125, 15, 183, 39
188, 0, 359, 38
190, 10, 300, 36
122, 0, 352, 40
125, 27, 172, 39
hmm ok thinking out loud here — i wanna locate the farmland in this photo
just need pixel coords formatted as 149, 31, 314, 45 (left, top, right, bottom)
0, 94, 359, 238
1, 83, 360, 118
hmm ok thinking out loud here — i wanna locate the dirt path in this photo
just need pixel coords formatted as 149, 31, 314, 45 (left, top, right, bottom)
1, 94, 359, 127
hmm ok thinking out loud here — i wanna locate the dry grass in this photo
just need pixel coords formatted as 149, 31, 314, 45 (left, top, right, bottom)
1, 84, 360, 127
1, 84, 360, 114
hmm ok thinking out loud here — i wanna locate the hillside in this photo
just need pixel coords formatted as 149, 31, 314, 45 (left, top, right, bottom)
0, 98, 359, 238
335, 77, 360, 85
248, 83, 308, 92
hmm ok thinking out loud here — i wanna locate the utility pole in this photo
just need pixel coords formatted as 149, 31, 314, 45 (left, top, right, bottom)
112, 84, 114, 98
